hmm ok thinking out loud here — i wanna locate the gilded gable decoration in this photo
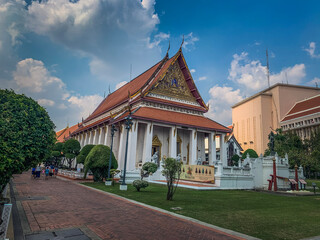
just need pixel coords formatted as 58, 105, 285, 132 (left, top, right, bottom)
149, 61, 196, 103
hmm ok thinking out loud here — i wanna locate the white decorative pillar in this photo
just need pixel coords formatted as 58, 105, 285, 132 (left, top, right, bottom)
142, 123, 153, 164
220, 133, 227, 166
98, 127, 105, 144
127, 120, 139, 170
85, 132, 89, 145
169, 126, 177, 158
117, 124, 126, 170
104, 125, 110, 146
208, 132, 216, 165
190, 129, 197, 165
94, 129, 100, 145
87, 131, 92, 145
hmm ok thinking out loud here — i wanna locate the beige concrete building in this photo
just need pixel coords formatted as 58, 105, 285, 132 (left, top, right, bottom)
232, 84, 320, 155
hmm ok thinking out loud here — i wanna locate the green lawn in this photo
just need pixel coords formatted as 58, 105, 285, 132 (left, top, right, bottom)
83, 182, 320, 240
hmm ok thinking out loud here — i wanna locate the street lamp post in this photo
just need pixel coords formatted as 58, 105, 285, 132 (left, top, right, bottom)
120, 115, 133, 191
106, 124, 117, 186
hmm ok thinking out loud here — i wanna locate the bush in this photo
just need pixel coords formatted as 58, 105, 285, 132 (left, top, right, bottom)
77, 144, 95, 164
63, 139, 81, 169
133, 180, 149, 192
141, 162, 158, 179
84, 145, 118, 182
231, 154, 240, 166
241, 149, 258, 160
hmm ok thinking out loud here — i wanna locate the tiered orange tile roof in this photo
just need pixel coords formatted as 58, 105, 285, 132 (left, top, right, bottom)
84, 50, 207, 124
281, 94, 320, 122
56, 124, 80, 142
115, 107, 230, 132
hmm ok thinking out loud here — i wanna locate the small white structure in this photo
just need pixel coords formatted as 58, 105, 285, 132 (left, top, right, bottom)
213, 153, 304, 190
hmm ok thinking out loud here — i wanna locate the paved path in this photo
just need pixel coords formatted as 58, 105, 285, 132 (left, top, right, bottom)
12, 172, 252, 240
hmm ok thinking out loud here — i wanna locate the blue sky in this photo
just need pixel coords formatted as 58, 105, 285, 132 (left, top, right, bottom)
1, 0, 319, 130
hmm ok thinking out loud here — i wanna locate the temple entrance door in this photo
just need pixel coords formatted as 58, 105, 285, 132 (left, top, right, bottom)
152, 135, 162, 167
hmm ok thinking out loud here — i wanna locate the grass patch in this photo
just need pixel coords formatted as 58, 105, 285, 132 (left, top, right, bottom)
83, 182, 320, 240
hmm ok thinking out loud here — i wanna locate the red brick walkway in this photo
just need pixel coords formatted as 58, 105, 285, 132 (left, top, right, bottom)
13, 172, 248, 240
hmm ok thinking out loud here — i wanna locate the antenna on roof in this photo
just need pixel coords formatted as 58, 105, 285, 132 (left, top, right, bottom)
108, 85, 111, 94
166, 40, 170, 56
104, 91, 106, 98
130, 64, 132, 81
285, 72, 288, 84
316, 82, 318, 88
266, 49, 270, 88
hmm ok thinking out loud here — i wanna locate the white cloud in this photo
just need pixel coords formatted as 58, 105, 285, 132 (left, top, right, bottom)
23, 0, 163, 84
68, 95, 103, 119
13, 58, 65, 93
8, 22, 22, 46
198, 76, 207, 81
147, 32, 170, 49
37, 99, 55, 107
11, 58, 103, 129
304, 42, 320, 58
228, 52, 305, 93
270, 64, 305, 85
115, 81, 128, 90
307, 77, 320, 87
190, 69, 196, 73
183, 32, 199, 51
205, 86, 243, 125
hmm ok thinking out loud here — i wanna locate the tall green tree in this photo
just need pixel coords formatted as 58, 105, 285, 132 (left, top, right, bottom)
51, 142, 64, 166
0, 89, 55, 194
77, 144, 95, 165
304, 128, 320, 178
63, 139, 81, 169
265, 129, 309, 169
162, 157, 182, 200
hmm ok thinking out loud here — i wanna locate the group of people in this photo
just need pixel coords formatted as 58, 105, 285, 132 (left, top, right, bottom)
31, 165, 58, 180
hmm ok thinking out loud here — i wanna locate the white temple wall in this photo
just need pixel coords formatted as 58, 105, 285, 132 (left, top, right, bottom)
136, 123, 146, 166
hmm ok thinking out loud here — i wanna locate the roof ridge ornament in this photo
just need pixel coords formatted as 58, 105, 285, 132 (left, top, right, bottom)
166, 40, 170, 57
179, 35, 184, 50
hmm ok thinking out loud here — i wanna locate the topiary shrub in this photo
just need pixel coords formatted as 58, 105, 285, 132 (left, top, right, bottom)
241, 149, 258, 160
141, 162, 158, 179
77, 144, 95, 165
133, 180, 149, 192
84, 145, 118, 182
231, 154, 240, 166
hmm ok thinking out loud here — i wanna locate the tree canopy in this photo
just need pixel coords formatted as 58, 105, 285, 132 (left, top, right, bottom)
0, 89, 55, 193
63, 138, 81, 169
265, 128, 320, 178
77, 144, 95, 164
242, 149, 258, 159
84, 145, 118, 182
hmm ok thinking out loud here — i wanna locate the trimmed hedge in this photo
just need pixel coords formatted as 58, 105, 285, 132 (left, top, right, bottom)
77, 144, 95, 164
84, 145, 118, 182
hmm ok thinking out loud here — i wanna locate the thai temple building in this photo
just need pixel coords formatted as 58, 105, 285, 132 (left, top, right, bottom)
70, 48, 231, 174
57, 48, 305, 190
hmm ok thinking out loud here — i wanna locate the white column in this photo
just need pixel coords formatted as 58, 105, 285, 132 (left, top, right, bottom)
117, 124, 126, 170
104, 125, 110, 146
127, 120, 138, 170
208, 132, 216, 165
220, 133, 227, 166
98, 127, 105, 144
92, 129, 99, 145
190, 129, 197, 165
142, 123, 153, 164
85, 132, 89, 145
87, 130, 91, 144
169, 126, 177, 158
89, 130, 94, 144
